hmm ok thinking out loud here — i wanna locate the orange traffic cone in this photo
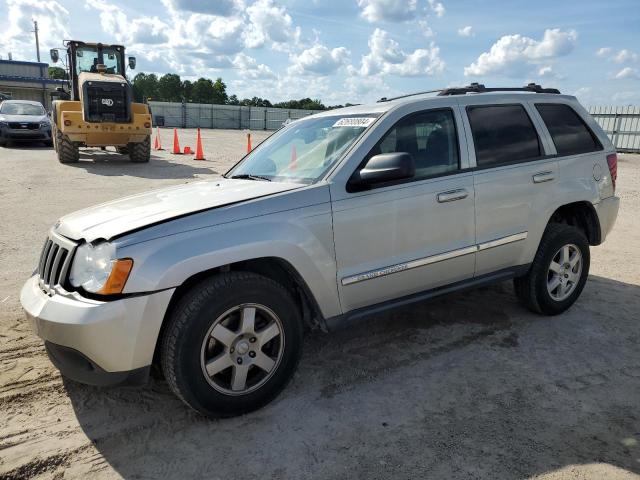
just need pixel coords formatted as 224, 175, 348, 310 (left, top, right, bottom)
195, 128, 205, 160
153, 135, 159, 150
172, 129, 182, 154
290, 144, 297, 170
184, 146, 193, 154
246, 132, 252, 153
155, 127, 164, 151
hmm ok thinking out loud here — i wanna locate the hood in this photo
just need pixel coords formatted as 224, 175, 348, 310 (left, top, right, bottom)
55, 178, 301, 242
0, 114, 48, 123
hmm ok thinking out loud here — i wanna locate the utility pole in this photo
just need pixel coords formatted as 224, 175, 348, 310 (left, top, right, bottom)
33, 20, 40, 62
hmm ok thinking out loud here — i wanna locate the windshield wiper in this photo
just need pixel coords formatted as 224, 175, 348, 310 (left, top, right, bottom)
230, 174, 272, 182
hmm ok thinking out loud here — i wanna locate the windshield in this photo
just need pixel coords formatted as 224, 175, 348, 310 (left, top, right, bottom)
75, 46, 123, 75
227, 114, 379, 184
0, 103, 45, 116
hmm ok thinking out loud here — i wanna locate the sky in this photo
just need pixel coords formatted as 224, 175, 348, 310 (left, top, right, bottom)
1, 0, 639, 106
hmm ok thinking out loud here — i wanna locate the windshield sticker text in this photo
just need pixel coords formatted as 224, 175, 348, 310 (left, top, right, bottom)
332, 117, 375, 128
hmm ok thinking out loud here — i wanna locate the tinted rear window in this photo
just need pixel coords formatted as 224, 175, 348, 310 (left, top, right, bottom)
535, 104, 602, 156
467, 105, 541, 167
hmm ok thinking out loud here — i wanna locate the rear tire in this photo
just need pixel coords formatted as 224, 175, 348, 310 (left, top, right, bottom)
128, 136, 150, 163
161, 272, 303, 418
514, 223, 590, 315
53, 123, 79, 163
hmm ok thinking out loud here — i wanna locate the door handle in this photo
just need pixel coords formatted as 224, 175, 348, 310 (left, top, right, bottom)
437, 189, 468, 203
533, 171, 555, 183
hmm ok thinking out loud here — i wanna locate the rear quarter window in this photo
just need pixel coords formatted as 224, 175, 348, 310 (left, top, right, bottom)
535, 103, 603, 156
467, 104, 542, 168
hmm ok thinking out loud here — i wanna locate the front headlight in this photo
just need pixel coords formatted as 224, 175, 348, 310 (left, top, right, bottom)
69, 242, 133, 295
40, 121, 50, 128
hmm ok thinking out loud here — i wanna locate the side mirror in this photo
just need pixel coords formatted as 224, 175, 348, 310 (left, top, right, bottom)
50, 49, 59, 63
128, 56, 136, 70
351, 152, 415, 187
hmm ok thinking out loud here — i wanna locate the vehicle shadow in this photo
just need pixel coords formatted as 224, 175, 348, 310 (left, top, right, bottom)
66, 149, 217, 179
1, 142, 52, 150
64, 274, 640, 479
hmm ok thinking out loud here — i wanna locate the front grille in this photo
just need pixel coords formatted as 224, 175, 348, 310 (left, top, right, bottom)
37, 232, 77, 295
83, 81, 131, 123
8, 122, 39, 130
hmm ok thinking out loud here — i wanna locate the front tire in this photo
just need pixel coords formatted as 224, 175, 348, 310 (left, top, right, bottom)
514, 223, 590, 315
161, 272, 303, 417
53, 123, 79, 163
128, 136, 150, 163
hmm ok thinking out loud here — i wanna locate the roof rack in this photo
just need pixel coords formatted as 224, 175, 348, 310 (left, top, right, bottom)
437, 82, 560, 96
377, 83, 560, 103
378, 89, 443, 103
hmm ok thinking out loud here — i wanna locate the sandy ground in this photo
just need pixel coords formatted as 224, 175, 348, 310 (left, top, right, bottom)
0, 130, 639, 480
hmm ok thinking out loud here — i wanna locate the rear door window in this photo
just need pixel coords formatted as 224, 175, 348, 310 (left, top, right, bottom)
467, 104, 542, 168
535, 103, 602, 156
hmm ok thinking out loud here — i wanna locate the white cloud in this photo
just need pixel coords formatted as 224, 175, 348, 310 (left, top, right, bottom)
204, 16, 246, 54
428, 0, 445, 18
596, 47, 638, 64
88, 0, 130, 43
130, 18, 171, 45
417, 20, 434, 38
612, 91, 640, 103
357, 0, 418, 23
2, 0, 70, 61
288, 44, 350, 75
168, 0, 240, 16
232, 53, 276, 79
244, 0, 300, 49
538, 66, 553, 76
464, 28, 577, 76
536, 65, 564, 80
614, 67, 639, 80
613, 49, 638, 64
358, 28, 444, 77
457, 26, 474, 37
343, 74, 394, 103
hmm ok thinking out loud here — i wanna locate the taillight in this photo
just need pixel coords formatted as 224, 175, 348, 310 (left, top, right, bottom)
606, 153, 617, 191
63, 119, 71, 126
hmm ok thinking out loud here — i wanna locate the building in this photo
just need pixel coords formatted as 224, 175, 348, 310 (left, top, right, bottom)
0, 59, 67, 110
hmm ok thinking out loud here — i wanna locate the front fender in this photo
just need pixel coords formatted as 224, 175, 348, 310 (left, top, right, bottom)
118, 202, 341, 319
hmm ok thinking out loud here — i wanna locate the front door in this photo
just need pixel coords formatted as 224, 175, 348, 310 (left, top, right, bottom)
331, 108, 476, 313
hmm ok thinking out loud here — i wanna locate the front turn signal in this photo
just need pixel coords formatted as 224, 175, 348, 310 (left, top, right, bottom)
98, 258, 134, 295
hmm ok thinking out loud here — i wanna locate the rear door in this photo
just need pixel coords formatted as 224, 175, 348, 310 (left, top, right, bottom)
460, 99, 559, 276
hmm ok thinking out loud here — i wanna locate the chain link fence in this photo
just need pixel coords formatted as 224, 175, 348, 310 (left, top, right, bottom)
589, 106, 640, 153
148, 101, 321, 131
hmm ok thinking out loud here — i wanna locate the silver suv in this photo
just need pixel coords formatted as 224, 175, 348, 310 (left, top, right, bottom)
21, 84, 619, 417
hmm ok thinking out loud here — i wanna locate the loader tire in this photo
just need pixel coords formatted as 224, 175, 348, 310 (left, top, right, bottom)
128, 136, 150, 163
54, 124, 79, 164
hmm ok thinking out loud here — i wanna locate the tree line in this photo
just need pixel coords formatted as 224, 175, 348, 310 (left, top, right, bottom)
131, 73, 347, 110
48, 67, 351, 110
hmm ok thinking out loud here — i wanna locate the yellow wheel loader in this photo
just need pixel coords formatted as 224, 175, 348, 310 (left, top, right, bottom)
49, 41, 152, 164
